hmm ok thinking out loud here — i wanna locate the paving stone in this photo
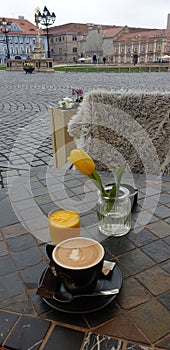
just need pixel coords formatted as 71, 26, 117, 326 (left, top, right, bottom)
129, 299, 170, 342
0, 310, 19, 345
102, 236, 135, 256
0, 293, 34, 314
165, 217, 170, 224
142, 240, 170, 263
20, 261, 47, 289
0, 273, 25, 301
118, 250, 155, 277
95, 314, 149, 344
0, 198, 19, 227
160, 260, 170, 273
128, 229, 157, 247
147, 220, 170, 238
163, 236, 170, 245
156, 334, 170, 349
158, 193, 170, 204
6, 234, 36, 252
0, 255, 16, 276
43, 325, 84, 350
84, 302, 120, 328
12, 246, 42, 270
40, 202, 56, 215
4, 315, 51, 350
117, 277, 150, 309
82, 333, 123, 350
157, 291, 170, 310
136, 266, 170, 296
153, 205, 170, 219
29, 290, 51, 315
0, 241, 8, 257
1, 223, 28, 239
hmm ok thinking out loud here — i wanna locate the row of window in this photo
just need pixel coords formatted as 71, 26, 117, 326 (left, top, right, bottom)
1, 46, 31, 55
0, 36, 37, 45
50, 35, 77, 43
114, 42, 170, 53
58, 47, 77, 54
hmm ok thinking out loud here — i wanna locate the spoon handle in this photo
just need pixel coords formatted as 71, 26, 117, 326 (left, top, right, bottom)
83, 288, 119, 297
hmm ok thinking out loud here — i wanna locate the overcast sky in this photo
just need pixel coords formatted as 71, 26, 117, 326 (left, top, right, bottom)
2, 0, 170, 29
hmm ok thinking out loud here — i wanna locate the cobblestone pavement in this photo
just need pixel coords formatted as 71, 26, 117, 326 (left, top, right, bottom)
0, 71, 170, 185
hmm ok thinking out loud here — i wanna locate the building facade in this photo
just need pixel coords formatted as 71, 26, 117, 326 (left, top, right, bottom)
112, 29, 170, 65
0, 16, 47, 63
1, 15, 170, 65
48, 23, 113, 63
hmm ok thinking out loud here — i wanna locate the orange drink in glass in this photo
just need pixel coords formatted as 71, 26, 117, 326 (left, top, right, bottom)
48, 209, 80, 245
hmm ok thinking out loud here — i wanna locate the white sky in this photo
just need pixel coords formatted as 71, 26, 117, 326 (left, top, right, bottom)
1, 0, 170, 29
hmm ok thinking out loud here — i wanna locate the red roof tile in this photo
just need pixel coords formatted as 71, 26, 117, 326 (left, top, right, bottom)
48, 22, 113, 35
115, 29, 170, 41
0, 17, 44, 35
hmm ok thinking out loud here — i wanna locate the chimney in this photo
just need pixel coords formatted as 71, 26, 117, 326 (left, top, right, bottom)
167, 14, 170, 29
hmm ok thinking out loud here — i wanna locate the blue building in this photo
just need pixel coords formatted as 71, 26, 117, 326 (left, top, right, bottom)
0, 16, 47, 63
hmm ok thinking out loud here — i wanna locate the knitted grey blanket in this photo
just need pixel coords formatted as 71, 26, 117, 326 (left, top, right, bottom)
68, 90, 170, 176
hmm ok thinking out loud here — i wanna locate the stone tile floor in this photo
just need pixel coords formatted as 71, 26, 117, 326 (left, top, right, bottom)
0, 165, 170, 349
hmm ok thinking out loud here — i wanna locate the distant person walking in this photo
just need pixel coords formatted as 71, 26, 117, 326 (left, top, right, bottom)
103, 57, 106, 64
93, 54, 97, 64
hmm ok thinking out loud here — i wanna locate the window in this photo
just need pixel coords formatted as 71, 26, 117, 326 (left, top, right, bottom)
149, 43, 153, 51
72, 35, 77, 41
63, 36, 65, 41
157, 43, 161, 50
121, 46, 124, 53
59, 36, 61, 42
73, 47, 77, 53
127, 56, 131, 62
127, 46, 131, 53
56, 37, 58, 42
141, 44, 145, 52
133, 46, 137, 52
115, 47, 118, 53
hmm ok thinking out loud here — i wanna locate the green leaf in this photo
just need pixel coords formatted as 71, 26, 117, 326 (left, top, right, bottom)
115, 164, 126, 196
108, 183, 116, 198
88, 170, 108, 196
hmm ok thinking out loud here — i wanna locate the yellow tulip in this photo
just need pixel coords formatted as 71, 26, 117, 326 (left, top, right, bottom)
68, 149, 95, 175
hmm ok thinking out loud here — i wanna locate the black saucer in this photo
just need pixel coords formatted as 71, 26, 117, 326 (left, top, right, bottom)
38, 264, 122, 314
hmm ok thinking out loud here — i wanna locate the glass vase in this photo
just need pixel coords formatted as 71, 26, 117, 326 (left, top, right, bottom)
97, 185, 131, 237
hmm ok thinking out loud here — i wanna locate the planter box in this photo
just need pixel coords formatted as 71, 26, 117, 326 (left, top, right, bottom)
49, 108, 76, 168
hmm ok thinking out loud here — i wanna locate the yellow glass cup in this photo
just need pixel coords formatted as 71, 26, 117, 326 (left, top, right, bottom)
48, 209, 80, 245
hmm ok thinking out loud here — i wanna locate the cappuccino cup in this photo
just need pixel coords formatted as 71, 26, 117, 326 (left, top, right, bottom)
52, 237, 105, 294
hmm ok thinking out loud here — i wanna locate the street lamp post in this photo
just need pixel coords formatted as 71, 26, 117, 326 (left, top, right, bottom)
0, 18, 11, 60
37, 6, 56, 58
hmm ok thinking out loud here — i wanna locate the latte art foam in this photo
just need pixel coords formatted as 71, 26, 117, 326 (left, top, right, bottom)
53, 237, 104, 269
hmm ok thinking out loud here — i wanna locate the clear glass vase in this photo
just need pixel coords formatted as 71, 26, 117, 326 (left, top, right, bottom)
97, 185, 131, 237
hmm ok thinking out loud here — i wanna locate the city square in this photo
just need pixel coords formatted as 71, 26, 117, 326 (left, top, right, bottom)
0, 70, 170, 349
